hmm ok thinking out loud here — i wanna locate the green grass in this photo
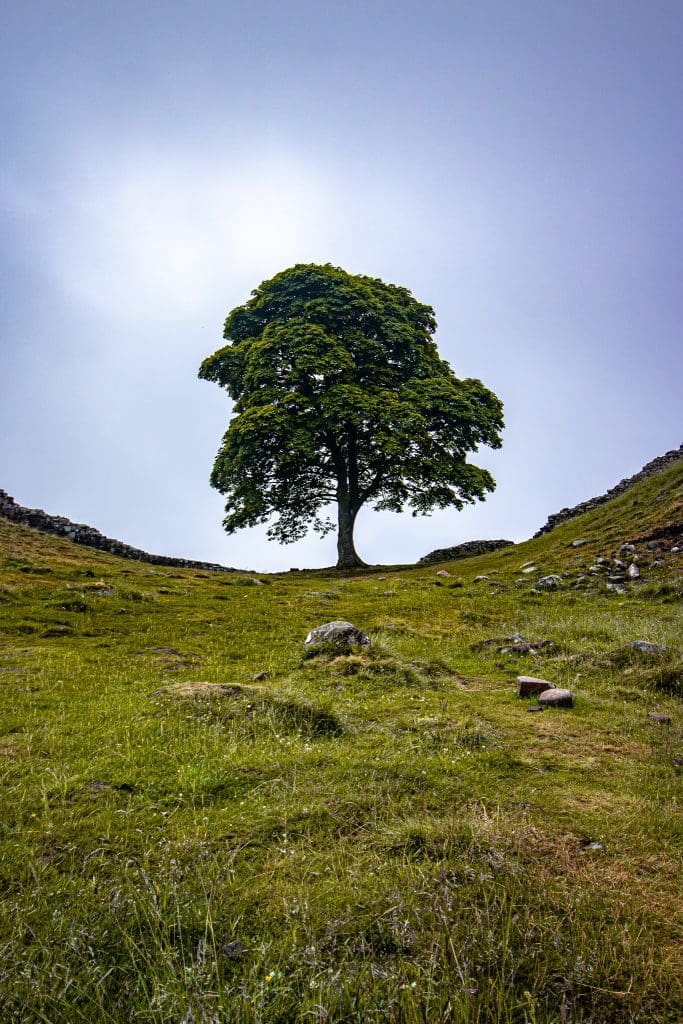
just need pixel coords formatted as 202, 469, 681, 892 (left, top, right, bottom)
0, 463, 682, 1022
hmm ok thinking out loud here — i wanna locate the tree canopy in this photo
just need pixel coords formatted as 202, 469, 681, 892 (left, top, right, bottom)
199, 263, 504, 568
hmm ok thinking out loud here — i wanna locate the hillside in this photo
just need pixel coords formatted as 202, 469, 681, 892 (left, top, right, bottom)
1, 461, 681, 1023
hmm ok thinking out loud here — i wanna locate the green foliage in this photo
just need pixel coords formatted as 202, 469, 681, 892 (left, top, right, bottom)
200, 264, 504, 565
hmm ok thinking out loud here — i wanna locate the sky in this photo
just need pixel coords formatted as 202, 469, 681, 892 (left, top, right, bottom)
1, 1, 681, 571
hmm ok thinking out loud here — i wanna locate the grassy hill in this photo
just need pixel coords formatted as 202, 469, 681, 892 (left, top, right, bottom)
1, 462, 681, 1023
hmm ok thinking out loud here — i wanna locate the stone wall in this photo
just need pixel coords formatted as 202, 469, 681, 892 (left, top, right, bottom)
533, 445, 683, 538
0, 490, 236, 572
418, 538, 514, 564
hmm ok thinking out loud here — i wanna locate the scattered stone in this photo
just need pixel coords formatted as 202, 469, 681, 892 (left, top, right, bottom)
538, 687, 574, 708
579, 838, 604, 851
521, 566, 538, 574
517, 675, 556, 697
646, 540, 660, 550
652, 559, 664, 567
501, 641, 554, 655
606, 583, 626, 593
629, 641, 669, 655
535, 575, 561, 589
436, 569, 451, 577
607, 574, 626, 583
223, 939, 249, 959
620, 542, 637, 553
526, 704, 544, 712
251, 671, 270, 682
596, 556, 610, 566
627, 564, 640, 579
649, 712, 672, 725
672, 546, 681, 553
473, 575, 489, 582
613, 559, 625, 570
304, 621, 371, 650
419, 539, 513, 564
672, 757, 683, 767
571, 539, 588, 547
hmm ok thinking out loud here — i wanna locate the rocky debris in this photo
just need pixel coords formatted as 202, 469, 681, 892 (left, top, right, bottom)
538, 687, 574, 708
533, 445, 683, 537
629, 641, 669, 655
304, 621, 371, 650
649, 712, 672, 724
501, 641, 554, 655
0, 489, 236, 572
534, 575, 561, 590
418, 539, 513, 564
517, 675, 555, 697
436, 569, 451, 577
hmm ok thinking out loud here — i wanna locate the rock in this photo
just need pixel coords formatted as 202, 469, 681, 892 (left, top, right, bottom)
627, 564, 640, 579
646, 540, 660, 550
521, 566, 538, 574
223, 939, 249, 959
538, 687, 574, 708
251, 671, 270, 681
620, 543, 637, 553
473, 575, 489, 582
613, 559, 625, 570
629, 640, 669, 655
672, 546, 681, 553
304, 621, 371, 650
154, 682, 243, 698
502, 641, 554, 655
607, 582, 626, 593
596, 556, 610, 566
436, 569, 451, 577
517, 675, 555, 697
535, 575, 561, 589
579, 838, 604, 851
571, 539, 588, 547
607, 574, 626, 583
649, 712, 672, 724
526, 704, 544, 712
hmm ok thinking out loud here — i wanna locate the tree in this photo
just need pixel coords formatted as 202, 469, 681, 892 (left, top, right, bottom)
199, 264, 504, 569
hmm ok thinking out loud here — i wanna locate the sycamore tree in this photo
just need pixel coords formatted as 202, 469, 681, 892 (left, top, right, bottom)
199, 264, 504, 569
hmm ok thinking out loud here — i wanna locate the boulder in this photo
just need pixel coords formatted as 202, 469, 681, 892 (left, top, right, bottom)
517, 675, 555, 697
649, 712, 672, 725
538, 687, 574, 708
304, 621, 371, 650
629, 640, 669, 655
627, 564, 640, 579
436, 569, 451, 577
535, 575, 561, 589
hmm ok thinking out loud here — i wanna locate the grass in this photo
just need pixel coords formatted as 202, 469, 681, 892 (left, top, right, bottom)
0, 462, 681, 1022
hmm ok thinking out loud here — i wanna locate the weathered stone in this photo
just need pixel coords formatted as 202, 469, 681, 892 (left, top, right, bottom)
629, 640, 669, 655
251, 671, 270, 681
606, 582, 626, 593
419, 539, 513, 564
620, 542, 637, 553
649, 712, 672, 724
517, 675, 555, 697
521, 565, 538, 574
535, 575, 561, 589
473, 575, 489, 582
436, 569, 451, 577
304, 621, 370, 650
538, 687, 574, 708
627, 564, 640, 579
571, 539, 588, 547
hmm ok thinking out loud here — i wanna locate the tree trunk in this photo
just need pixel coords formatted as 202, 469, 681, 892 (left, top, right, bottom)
336, 500, 366, 569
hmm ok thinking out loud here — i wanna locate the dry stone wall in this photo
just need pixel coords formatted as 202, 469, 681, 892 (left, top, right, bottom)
418, 538, 514, 564
533, 445, 683, 538
0, 490, 236, 572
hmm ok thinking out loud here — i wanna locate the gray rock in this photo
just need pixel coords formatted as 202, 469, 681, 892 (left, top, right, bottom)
517, 675, 555, 697
649, 712, 672, 724
304, 621, 371, 650
535, 575, 561, 589
538, 687, 574, 708
521, 565, 538, 574
620, 543, 637, 553
672, 546, 681, 553
571, 539, 588, 547
627, 564, 640, 579
596, 556, 610, 566
613, 559, 625, 570
436, 569, 451, 577
629, 640, 668, 655
473, 575, 489, 582
606, 582, 626, 593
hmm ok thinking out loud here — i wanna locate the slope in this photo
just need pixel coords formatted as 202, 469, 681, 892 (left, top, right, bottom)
0, 461, 681, 1023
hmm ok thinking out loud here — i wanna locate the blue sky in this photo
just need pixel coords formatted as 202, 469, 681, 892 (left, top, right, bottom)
1, 1, 681, 570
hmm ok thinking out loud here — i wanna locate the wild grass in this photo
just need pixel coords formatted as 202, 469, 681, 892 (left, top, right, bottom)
0, 463, 681, 1021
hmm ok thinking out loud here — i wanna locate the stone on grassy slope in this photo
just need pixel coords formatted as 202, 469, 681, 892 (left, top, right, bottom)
517, 676, 556, 697
304, 621, 370, 650
538, 687, 574, 707
535, 575, 561, 589
630, 640, 668, 655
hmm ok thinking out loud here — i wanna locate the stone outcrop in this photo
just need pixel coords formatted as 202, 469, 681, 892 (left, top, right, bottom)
534, 446, 683, 538
0, 490, 236, 572
418, 539, 514, 564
